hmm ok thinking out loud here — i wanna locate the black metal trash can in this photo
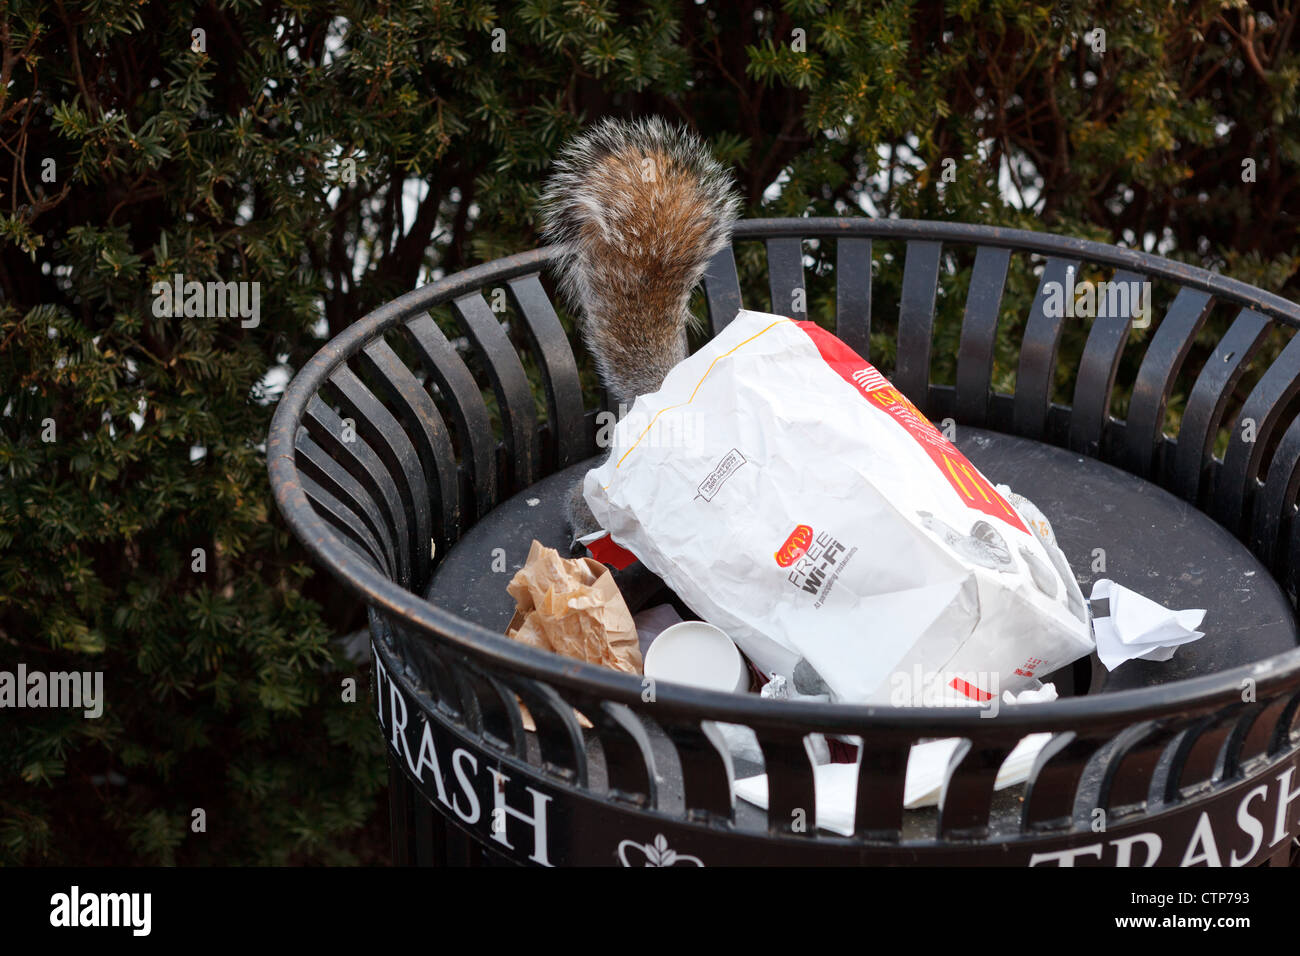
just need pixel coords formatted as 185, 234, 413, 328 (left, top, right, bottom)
269, 219, 1300, 866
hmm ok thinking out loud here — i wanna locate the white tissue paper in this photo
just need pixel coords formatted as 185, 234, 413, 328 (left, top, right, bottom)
732, 684, 1060, 832
1090, 578, 1206, 671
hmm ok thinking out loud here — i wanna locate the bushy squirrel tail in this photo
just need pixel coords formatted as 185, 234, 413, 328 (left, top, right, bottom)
539, 117, 741, 409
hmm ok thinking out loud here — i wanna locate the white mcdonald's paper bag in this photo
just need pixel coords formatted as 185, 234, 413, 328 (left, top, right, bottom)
582, 310, 1094, 705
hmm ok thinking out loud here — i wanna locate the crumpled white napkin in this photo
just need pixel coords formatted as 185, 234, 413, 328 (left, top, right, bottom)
1090, 578, 1205, 671
733, 685, 1059, 833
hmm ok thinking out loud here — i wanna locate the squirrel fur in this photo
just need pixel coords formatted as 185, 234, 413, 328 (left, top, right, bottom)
539, 117, 741, 543
540, 116, 742, 410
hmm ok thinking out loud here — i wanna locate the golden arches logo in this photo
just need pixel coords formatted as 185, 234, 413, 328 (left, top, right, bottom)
941, 453, 1018, 521
775, 524, 814, 567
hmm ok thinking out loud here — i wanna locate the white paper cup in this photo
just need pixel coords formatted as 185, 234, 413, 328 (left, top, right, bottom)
644, 621, 748, 693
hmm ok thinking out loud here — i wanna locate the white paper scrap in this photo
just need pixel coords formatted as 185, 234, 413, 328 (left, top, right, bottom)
1090, 579, 1206, 671
734, 688, 1060, 832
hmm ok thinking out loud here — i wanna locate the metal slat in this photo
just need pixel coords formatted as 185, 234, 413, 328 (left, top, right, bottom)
506, 274, 589, 469
835, 237, 873, 360
662, 720, 735, 822
894, 240, 943, 409
853, 738, 908, 840
1163, 712, 1237, 803
1171, 309, 1270, 503
765, 237, 806, 321
447, 665, 487, 738
1268, 691, 1300, 757
937, 739, 1012, 839
480, 673, 530, 760
303, 398, 411, 587
402, 313, 499, 519
754, 731, 817, 836
505, 677, 588, 787
1252, 415, 1300, 568
1068, 270, 1141, 456
1020, 732, 1104, 832
1291, 510, 1300, 604
1013, 258, 1079, 440
357, 338, 462, 550
328, 364, 433, 586
447, 665, 527, 760
586, 701, 658, 809
702, 244, 744, 335
452, 292, 540, 493
954, 245, 1012, 426
1095, 721, 1181, 815
402, 636, 467, 722
296, 431, 398, 572
1214, 332, 1300, 534
298, 471, 391, 578
1219, 701, 1271, 780
1121, 288, 1214, 478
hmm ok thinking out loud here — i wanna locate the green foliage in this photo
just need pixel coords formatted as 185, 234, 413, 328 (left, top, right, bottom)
2, 0, 1297, 864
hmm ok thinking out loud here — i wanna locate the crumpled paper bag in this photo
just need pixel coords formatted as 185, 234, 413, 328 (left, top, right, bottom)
505, 540, 641, 730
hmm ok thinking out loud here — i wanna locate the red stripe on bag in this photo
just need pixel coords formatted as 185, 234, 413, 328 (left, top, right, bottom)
793, 321, 1029, 535
949, 677, 994, 702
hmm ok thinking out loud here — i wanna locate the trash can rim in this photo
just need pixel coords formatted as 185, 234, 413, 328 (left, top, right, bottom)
268, 216, 1300, 733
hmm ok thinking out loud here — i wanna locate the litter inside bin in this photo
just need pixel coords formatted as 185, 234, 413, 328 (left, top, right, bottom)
504, 540, 641, 729
505, 312, 1209, 712
583, 309, 1098, 705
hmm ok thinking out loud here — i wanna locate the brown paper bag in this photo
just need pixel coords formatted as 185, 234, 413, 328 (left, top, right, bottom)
504, 540, 642, 730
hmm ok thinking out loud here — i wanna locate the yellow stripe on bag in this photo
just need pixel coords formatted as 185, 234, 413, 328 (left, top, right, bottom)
610, 318, 787, 475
